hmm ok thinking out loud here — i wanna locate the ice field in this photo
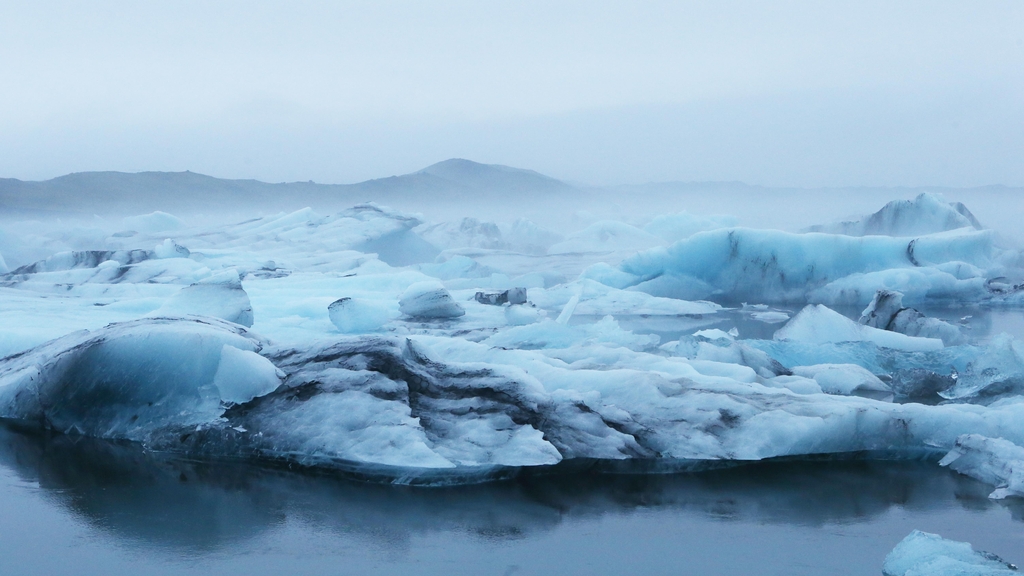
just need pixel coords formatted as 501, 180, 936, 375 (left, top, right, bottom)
2, 190, 1024, 494
2, 181, 1024, 572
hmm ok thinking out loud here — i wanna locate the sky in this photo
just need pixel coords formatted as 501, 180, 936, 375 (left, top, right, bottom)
0, 1, 1021, 187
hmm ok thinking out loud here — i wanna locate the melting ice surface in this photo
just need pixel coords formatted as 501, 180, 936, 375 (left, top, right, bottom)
3, 191, 1024, 572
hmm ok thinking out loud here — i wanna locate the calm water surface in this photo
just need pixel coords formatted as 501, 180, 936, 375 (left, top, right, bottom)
1, 425, 1022, 576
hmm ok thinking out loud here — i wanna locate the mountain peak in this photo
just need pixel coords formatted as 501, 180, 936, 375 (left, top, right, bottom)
416, 158, 569, 191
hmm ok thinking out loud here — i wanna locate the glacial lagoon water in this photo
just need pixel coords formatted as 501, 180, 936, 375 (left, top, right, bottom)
1, 424, 1021, 576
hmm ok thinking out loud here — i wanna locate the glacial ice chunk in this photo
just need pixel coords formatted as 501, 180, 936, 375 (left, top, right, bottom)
0, 317, 274, 441
211, 344, 284, 405
8, 249, 154, 274
504, 303, 546, 326
860, 290, 964, 345
939, 434, 1024, 499
790, 364, 890, 395
940, 334, 1024, 401
775, 305, 944, 352
153, 238, 191, 259
0, 250, 7, 274
328, 297, 398, 333
155, 269, 255, 327
605, 227, 1004, 305
475, 287, 528, 306
809, 193, 983, 237
883, 530, 1017, 576
399, 281, 465, 319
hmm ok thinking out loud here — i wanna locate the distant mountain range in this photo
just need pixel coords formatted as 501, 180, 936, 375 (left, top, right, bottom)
0, 159, 580, 217
1, 159, 1019, 233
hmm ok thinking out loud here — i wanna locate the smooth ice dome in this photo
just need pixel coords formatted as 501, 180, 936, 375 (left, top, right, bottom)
883, 530, 1018, 576
155, 269, 255, 327
399, 281, 466, 319
940, 434, 1024, 499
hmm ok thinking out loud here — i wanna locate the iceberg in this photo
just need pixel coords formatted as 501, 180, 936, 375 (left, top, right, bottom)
775, 304, 944, 352
939, 434, 1024, 499
0, 317, 278, 441
883, 530, 1017, 576
809, 193, 983, 237
595, 227, 1009, 305
6, 317, 1024, 481
789, 364, 890, 395
860, 290, 964, 345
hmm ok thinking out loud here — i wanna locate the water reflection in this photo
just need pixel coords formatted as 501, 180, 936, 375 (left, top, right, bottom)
1, 423, 1019, 557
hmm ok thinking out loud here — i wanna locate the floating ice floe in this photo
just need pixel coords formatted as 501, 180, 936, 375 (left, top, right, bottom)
940, 434, 1024, 499
883, 530, 1017, 576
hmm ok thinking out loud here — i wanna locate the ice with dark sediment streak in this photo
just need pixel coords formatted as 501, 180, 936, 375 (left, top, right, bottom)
860, 289, 964, 346
6, 316, 1024, 483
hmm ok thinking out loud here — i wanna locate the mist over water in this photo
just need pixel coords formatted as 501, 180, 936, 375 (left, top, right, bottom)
3, 3, 1024, 575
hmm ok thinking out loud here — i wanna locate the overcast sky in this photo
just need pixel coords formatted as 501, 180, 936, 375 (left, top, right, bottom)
0, 1, 1021, 187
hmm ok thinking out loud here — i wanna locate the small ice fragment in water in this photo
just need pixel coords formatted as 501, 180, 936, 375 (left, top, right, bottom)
883, 530, 1017, 576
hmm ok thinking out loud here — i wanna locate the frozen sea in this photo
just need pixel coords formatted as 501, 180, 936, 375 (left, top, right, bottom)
1, 424, 1022, 576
